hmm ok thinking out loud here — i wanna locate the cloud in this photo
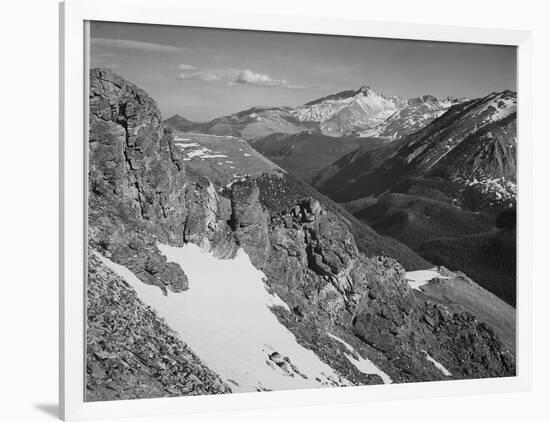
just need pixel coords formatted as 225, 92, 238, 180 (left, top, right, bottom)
91, 37, 184, 52
232, 69, 306, 89
175, 64, 306, 89
233, 70, 280, 85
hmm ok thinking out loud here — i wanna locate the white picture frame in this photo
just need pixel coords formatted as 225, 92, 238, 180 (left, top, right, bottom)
60, 0, 533, 420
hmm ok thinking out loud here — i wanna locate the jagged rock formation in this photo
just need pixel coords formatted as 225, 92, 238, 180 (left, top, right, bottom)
87, 69, 515, 400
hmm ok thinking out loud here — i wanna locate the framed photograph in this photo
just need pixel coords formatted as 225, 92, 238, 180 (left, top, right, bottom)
60, 0, 533, 420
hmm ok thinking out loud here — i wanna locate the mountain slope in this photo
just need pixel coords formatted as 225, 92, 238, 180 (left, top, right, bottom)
364, 95, 465, 139
250, 132, 385, 183
411, 268, 515, 355
170, 130, 285, 187
419, 228, 517, 306
348, 193, 495, 249
189, 106, 319, 140
317, 90, 517, 209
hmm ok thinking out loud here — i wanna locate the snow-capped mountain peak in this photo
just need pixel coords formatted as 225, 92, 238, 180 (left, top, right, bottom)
290, 86, 464, 138
467, 90, 517, 124
291, 86, 406, 136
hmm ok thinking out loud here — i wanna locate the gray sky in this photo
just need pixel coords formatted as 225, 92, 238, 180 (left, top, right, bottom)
90, 21, 517, 122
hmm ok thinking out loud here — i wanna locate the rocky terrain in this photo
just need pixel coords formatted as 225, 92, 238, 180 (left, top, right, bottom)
87, 69, 515, 401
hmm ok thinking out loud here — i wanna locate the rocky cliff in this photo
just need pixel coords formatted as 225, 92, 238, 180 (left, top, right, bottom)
87, 69, 515, 400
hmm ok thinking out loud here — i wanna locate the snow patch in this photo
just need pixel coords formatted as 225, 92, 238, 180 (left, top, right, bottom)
327, 333, 392, 384
95, 245, 351, 393
185, 147, 228, 159
175, 142, 200, 149
405, 269, 448, 291
424, 352, 452, 377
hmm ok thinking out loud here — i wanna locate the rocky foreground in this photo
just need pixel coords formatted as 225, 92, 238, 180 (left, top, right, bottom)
87, 253, 230, 400
87, 69, 515, 401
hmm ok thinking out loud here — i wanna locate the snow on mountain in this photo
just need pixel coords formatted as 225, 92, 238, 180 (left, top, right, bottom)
405, 269, 449, 291
292, 86, 404, 135
96, 245, 352, 393
424, 352, 452, 377
362, 95, 465, 139
327, 333, 392, 384
468, 90, 516, 124
317, 90, 517, 207
171, 131, 285, 186
291, 87, 462, 138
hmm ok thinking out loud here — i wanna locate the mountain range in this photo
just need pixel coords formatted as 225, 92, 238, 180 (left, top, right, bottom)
169, 86, 465, 140
167, 85, 517, 305
88, 69, 516, 401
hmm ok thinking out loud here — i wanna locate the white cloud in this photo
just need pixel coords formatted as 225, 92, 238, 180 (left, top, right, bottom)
175, 65, 306, 89
232, 69, 305, 89
234, 70, 279, 85
91, 37, 184, 52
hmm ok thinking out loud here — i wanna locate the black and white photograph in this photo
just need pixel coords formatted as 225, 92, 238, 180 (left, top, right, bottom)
86, 20, 517, 401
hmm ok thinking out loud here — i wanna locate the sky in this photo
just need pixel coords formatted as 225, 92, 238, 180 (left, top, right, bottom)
90, 21, 517, 122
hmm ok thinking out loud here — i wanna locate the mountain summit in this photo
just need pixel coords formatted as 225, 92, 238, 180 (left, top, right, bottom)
294, 86, 466, 138
293, 86, 407, 136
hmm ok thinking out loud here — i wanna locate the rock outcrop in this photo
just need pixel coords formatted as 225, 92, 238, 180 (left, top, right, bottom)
235, 175, 514, 383
88, 69, 233, 292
